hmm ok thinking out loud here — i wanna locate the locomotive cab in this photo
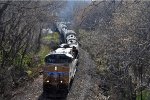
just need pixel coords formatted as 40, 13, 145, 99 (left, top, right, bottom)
43, 48, 78, 95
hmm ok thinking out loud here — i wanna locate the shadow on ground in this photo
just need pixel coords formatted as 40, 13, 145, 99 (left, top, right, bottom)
38, 91, 67, 100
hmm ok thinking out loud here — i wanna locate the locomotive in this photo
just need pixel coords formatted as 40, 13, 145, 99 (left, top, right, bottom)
43, 22, 79, 96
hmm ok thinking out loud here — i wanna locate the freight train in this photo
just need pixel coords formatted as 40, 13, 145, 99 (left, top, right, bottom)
43, 22, 79, 96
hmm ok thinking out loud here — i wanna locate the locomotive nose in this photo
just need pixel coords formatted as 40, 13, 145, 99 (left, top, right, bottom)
45, 72, 69, 85
43, 65, 70, 85
43, 71, 70, 92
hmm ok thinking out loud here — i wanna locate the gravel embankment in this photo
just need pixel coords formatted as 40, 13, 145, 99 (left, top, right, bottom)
67, 49, 106, 100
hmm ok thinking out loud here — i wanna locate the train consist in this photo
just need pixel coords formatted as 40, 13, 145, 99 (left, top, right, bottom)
43, 22, 79, 96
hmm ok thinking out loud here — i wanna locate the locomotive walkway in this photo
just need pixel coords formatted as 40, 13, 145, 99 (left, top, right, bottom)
11, 49, 106, 100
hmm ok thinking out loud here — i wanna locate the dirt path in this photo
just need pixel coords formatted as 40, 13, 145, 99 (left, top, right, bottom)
11, 49, 106, 100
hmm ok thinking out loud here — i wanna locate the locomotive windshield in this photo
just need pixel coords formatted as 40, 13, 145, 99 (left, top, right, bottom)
45, 54, 72, 64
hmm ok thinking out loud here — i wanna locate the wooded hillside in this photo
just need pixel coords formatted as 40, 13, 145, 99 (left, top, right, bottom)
0, 0, 150, 100
0, 1, 64, 99
76, 1, 150, 99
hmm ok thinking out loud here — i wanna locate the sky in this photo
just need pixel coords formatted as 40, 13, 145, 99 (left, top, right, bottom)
58, 0, 91, 22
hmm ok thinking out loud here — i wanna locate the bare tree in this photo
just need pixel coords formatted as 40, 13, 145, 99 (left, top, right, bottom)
0, 0, 65, 99
76, 0, 150, 99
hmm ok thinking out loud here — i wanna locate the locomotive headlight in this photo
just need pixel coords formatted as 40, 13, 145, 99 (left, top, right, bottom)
55, 66, 57, 71
46, 80, 49, 83
60, 81, 63, 83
